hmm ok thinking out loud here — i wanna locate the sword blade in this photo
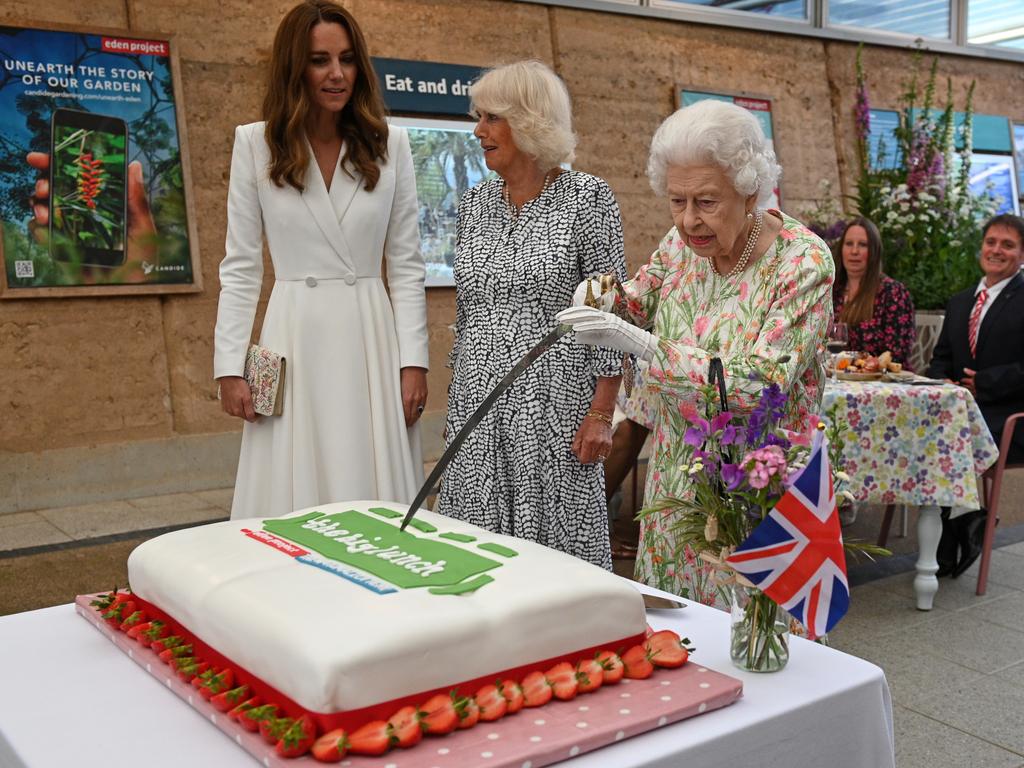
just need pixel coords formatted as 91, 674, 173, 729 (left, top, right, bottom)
400, 324, 571, 531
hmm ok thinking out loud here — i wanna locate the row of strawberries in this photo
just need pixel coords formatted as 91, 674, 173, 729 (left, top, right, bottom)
92, 589, 693, 762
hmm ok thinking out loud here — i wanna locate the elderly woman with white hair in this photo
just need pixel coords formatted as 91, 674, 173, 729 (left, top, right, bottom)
558, 99, 834, 605
435, 60, 626, 569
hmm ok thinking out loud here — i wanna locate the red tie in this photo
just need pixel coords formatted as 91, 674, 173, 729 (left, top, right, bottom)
968, 288, 988, 358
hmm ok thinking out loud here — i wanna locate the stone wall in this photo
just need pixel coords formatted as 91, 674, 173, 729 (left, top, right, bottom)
2, 0, 1022, 512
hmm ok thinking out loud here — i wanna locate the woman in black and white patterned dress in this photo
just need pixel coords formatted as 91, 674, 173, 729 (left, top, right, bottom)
436, 61, 626, 570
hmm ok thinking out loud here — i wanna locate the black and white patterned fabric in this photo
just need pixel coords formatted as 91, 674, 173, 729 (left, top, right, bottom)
436, 171, 626, 570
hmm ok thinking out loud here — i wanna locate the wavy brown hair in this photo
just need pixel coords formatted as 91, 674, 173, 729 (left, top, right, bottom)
263, 0, 388, 192
832, 217, 884, 326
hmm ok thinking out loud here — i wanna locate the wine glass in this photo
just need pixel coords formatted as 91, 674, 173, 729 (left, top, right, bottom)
826, 321, 849, 379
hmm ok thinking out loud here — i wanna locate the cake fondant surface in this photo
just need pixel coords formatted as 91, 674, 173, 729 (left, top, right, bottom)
127, 501, 647, 714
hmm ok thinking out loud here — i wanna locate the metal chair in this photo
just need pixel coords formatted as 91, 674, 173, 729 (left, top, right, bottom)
976, 412, 1024, 596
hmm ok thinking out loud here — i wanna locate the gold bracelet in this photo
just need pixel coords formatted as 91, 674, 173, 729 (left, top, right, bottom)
586, 409, 613, 426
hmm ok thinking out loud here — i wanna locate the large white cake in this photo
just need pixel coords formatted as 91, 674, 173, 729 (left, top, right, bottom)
127, 501, 648, 718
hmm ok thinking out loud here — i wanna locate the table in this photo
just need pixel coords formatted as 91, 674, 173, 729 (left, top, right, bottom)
0, 583, 895, 768
823, 380, 998, 610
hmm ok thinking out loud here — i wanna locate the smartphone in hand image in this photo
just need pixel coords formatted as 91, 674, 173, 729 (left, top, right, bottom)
48, 108, 128, 267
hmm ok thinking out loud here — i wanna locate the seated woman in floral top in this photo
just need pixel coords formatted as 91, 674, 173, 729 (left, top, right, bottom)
832, 217, 916, 369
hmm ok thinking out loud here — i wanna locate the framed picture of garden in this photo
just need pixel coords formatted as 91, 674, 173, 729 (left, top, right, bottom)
388, 115, 492, 288
0, 22, 200, 298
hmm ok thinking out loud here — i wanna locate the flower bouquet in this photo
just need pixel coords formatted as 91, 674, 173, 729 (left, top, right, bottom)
643, 366, 886, 672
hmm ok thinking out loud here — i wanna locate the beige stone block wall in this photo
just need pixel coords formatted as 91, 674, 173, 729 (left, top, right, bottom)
2, 0, 1022, 511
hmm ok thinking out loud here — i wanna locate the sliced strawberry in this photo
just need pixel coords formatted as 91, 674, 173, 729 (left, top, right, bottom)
475, 684, 507, 722
176, 660, 209, 682
191, 666, 218, 689
138, 620, 169, 644
227, 696, 262, 721
347, 720, 390, 756
102, 599, 136, 627
151, 635, 184, 654
311, 728, 349, 762
457, 697, 480, 729
239, 704, 277, 733
644, 630, 695, 668
159, 644, 194, 664
198, 668, 235, 699
125, 620, 152, 640
546, 662, 578, 701
621, 644, 654, 679
119, 610, 148, 632
276, 715, 317, 758
575, 658, 604, 693
419, 693, 458, 735
595, 650, 625, 684
260, 716, 294, 746
386, 705, 422, 748
521, 670, 552, 707
498, 679, 524, 713
211, 684, 251, 713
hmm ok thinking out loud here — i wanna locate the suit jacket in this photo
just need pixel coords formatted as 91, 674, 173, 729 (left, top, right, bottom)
928, 272, 1024, 460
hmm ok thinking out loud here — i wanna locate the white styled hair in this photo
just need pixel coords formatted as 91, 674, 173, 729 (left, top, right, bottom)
469, 60, 576, 169
646, 100, 781, 205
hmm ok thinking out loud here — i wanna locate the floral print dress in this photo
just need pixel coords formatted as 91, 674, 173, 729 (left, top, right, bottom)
619, 211, 834, 607
833, 275, 916, 369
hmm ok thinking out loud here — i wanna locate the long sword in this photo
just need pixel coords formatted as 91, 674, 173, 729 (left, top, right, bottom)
399, 324, 571, 531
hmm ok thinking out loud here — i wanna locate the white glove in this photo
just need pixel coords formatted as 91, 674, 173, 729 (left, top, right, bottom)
555, 305, 659, 362
571, 278, 616, 311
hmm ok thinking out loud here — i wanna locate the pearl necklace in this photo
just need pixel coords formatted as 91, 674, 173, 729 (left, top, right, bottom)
503, 170, 554, 219
711, 209, 763, 279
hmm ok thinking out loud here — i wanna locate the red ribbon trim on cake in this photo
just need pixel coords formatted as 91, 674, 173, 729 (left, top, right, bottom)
127, 593, 645, 733
241, 528, 309, 557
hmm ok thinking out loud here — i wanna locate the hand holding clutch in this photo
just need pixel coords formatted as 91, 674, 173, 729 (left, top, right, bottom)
555, 305, 659, 362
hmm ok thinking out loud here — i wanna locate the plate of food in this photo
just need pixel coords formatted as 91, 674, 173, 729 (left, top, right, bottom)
834, 350, 903, 381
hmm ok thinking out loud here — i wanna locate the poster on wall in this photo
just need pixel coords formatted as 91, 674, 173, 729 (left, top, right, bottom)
389, 116, 491, 287
677, 88, 781, 210
0, 23, 200, 299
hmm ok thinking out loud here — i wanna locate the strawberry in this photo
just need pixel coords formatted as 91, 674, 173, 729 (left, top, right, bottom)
176, 660, 209, 682
311, 728, 349, 762
575, 658, 604, 693
595, 650, 625, 684
151, 635, 184, 654
125, 620, 152, 640
521, 670, 552, 707
239, 704, 278, 733
644, 630, 695, 668
457, 697, 480, 729
139, 621, 169, 644
160, 645, 193, 664
198, 668, 235, 699
347, 720, 391, 756
621, 644, 654, 679
227, 696, 262, 721
498, 679, 524, 713
260, 716, 294, 746
211, 684, 251, 713
276, 715, 317, 758
546, 662, 578, 700
474, 684, 507, 722
89, 590, 119, 612
119, 610, 148, 632
419, 693, 459, 735
387, 705, 422, 748
102, 599, 135, 627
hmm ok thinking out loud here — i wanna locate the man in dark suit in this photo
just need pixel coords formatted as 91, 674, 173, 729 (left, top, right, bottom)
928, 213, 1024, 577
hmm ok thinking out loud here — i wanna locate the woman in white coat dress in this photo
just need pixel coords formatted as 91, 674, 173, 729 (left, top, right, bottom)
214, 0, 428, 520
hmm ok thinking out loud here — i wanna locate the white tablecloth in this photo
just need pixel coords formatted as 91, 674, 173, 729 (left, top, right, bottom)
0, 584, 894, 768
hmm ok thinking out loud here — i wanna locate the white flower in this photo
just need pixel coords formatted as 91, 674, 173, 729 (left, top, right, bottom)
836, 471, 851, 483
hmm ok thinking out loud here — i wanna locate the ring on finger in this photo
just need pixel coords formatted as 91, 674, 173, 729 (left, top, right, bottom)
416, 405, 425, 413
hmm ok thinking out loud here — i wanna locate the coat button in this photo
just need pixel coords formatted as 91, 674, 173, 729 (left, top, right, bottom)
305, 276, 318, 287
344, 275, 357, 286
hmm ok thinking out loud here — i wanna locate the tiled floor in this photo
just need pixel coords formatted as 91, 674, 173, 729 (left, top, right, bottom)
2, 483, 1024, 767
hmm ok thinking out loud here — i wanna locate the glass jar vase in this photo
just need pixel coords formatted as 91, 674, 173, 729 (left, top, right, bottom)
729, 583, 790, 672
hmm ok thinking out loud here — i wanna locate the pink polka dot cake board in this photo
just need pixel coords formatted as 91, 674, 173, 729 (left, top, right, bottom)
76, 594, 742, 767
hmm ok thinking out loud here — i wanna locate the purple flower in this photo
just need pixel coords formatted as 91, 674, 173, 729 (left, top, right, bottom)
683, 427, 706, 447
710, 412, 733, 433
721, 424, 741, 445
721, 462, 745, 491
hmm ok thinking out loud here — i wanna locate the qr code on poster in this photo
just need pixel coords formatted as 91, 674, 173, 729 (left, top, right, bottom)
14, 260, 35, 279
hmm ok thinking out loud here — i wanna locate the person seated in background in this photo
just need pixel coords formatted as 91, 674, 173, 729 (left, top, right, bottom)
927, 212, 1024, 578
831, 217, 916, 368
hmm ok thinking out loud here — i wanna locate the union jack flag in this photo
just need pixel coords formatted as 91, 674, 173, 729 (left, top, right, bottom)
726, 431, 849, 639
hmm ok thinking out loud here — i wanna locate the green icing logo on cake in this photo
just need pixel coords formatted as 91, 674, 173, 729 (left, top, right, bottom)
256, 509, 514, 596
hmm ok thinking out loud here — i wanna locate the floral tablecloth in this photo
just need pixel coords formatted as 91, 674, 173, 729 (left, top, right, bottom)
822, 380, 998, 508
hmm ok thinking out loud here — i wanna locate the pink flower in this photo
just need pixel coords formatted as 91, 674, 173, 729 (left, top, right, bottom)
694, 315, 710, 336
738, 282, 749, 301
741, 445, 788, 489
